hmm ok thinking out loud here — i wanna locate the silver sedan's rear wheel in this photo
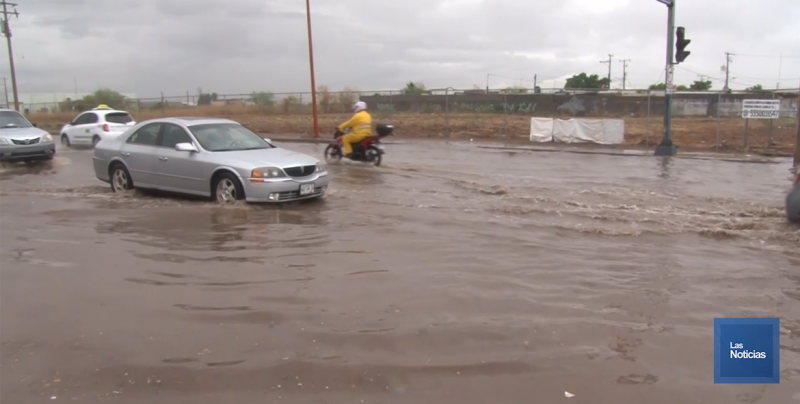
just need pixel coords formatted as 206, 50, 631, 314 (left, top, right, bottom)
109, 163, 133, 192
212, 172, 245, 204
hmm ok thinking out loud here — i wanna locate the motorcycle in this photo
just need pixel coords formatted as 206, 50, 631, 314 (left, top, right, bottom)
323, 123, 394, 167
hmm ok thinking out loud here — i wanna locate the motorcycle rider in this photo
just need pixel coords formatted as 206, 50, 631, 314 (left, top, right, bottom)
337, 101, 372, 158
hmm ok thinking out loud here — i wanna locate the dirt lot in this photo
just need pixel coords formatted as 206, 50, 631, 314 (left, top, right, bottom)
29, 105, 798, 155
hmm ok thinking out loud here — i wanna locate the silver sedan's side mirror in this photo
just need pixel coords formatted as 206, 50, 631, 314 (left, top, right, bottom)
175, 142, 197, 152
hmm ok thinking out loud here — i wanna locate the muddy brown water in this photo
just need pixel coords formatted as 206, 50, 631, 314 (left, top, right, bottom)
1, 141, 798, 404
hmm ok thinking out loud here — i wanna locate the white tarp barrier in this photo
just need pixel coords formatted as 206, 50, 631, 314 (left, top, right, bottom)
529, 117, 554, 142
531, 118, 625, 144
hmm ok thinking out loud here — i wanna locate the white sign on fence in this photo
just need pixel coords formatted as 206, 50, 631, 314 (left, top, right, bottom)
741, 99, 780, 119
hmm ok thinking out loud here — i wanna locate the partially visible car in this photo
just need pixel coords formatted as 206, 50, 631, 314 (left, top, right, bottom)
0, 108, 56, 162
92, 117, 329, 204
60, 104, 136, 148
786, 169, 800, 223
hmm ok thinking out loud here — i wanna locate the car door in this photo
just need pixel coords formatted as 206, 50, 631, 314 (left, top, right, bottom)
152, 123, 208, 195
118, 122, 164, 188
69, 112, 99, 143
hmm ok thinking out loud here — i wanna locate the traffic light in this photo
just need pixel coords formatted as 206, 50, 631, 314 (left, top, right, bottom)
675, 26, 690, 64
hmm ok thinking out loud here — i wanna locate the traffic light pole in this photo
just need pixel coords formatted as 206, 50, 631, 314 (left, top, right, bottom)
655, 0, 677, 156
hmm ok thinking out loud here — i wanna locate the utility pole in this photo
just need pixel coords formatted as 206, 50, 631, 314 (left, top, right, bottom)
1, 1, 19, 112
794, 77, 799, 166
722, 52, 732, 92
600, 54, 613, 89
619, 59, 631, 90
304, 0, 320, 138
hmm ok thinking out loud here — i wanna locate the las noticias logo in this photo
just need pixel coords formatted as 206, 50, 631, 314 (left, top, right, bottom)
714, 318, 780, 384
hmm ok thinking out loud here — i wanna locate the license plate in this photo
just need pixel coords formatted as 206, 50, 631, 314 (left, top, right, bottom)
299, 183, 315, 195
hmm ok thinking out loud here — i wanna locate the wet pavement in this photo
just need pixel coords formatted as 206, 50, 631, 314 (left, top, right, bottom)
1, 140, 799, 404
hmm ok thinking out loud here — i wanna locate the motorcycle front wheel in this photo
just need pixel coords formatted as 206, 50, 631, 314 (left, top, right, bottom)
324, 144, 342, 162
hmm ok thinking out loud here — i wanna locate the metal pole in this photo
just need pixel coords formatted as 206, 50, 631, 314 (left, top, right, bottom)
160, 92, 164, 116
715, 91, 721, 152
2, 77, 7, 108
655, 1, 677, 156
305, 0, 320, 138
646, 91, 651, 147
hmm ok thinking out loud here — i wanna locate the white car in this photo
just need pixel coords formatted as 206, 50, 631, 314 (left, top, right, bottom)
59, 105, 136, 147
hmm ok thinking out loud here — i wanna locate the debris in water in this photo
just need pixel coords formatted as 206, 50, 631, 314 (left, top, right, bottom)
565, 391, 575, 398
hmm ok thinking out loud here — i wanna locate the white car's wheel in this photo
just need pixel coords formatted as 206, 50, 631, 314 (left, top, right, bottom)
60, 134, 71, 147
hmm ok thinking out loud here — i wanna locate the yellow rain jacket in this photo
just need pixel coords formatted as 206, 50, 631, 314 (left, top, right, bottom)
338, 110, 373, 155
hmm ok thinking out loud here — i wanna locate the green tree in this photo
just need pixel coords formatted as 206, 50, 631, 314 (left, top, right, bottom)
250, 91, 275, 106
745, 84, 763, 91
689, 80, 712, 91
648, 83, 689, 91
403, 81, 426, 93
80, 88, 127, 109
564, 73, 610, 89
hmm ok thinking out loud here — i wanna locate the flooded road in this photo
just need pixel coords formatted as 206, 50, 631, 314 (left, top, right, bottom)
1, 141, 799, 404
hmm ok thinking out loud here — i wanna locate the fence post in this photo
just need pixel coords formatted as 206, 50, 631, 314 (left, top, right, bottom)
743, 118, 749, 149
714, 92, 722, 152
503, 91, 508, 138
445, 88, 450, 138
768, 92, 775, 147
646, 91, 651, 147
160, 92, 164, 116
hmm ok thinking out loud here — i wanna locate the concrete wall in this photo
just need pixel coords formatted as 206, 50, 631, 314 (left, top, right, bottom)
360, 93, 798, 118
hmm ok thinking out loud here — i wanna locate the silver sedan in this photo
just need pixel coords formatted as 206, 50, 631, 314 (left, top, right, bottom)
92, 117, 329, 204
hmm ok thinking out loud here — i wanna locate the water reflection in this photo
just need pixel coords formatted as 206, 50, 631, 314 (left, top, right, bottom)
657, 157, 672, 180
94, 204, 331, 254
0, 159, 58, 180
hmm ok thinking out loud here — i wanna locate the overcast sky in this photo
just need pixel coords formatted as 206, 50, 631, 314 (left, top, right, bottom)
7, 0, 800, 99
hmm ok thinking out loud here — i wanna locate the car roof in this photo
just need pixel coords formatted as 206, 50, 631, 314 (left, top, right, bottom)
144, 117, 240, 127
86, 109, 130, 115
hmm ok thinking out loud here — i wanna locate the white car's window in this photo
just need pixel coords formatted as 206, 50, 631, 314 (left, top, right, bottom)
188, 123, 273, 152
0, 110, 34, 129
74, 113, 98, 125
104, 112, 133, 124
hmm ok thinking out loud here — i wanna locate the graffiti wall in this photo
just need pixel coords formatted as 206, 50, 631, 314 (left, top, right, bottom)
360, 93, 797, 118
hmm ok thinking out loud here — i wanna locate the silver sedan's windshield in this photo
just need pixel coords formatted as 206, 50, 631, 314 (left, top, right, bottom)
0, 110, 33, 129
188, 123, 273, 152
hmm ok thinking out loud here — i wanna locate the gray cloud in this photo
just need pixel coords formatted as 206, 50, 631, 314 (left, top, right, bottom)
7, 0, 800, 98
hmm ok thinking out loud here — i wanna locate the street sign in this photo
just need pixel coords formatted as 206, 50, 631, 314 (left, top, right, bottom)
741, 99, 781, 119
665, 65, 674, 94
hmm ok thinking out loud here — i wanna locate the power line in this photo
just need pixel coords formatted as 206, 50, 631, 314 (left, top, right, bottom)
619, 59, 631, 89
730, 53, 800, 59
1, 0, 19, 112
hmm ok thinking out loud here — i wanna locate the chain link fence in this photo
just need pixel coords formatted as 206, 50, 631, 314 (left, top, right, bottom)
21, 87, 800, 152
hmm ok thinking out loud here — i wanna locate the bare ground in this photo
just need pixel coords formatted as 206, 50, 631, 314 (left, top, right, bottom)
29, 105, 798, 156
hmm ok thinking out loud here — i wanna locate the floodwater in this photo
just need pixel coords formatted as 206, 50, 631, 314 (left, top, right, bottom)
1, 140, 798, 404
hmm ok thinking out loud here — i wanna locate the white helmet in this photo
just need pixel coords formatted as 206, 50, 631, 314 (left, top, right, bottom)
353, 101, 367, 113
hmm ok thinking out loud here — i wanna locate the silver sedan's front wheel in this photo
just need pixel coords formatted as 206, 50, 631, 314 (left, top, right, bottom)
212, 172, 244, 204
110, 164, 133, 192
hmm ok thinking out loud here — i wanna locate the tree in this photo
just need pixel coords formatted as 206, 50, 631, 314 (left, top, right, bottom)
250, 91, 275, 106
403, 81, 426, 93
689, 80, 712, 91
336, 86, 359, 112
80, 88, 127, 109
317, 85, 334, 113
197, 87, 218, 105
746, 84, 764, 91
564, 73, 610, 89
648, 83, 689, 91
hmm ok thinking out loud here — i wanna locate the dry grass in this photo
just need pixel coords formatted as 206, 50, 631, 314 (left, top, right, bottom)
29, 104, 797, 154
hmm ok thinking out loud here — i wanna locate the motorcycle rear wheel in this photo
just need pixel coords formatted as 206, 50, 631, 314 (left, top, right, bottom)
367, 146, 382, 167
